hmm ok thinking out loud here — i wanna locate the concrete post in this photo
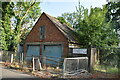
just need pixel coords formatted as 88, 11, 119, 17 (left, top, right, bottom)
11, 54, 13, 63
32, 57, 35, 71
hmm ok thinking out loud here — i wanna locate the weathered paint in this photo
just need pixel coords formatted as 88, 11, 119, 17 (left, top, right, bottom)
26, 45, 40, 60
42, 45, 62, 65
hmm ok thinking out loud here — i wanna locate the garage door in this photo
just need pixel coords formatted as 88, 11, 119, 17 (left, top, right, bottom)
42, 45, 62, 65
26, 45, 40, 60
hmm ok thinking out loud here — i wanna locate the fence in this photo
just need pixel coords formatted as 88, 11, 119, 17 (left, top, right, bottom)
25, 55, 64, 70
0, 50, 22, 63
63, 57, 88, 77
0, 50, 64, 70
42, 55, 64, 67
3, 47, 118, 74
94, 47, 120, 74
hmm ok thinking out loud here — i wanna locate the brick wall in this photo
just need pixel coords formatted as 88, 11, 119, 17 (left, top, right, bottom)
24, 13, 69, 57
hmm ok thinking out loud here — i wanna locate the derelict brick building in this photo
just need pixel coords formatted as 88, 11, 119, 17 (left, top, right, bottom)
24, 12, 79, 65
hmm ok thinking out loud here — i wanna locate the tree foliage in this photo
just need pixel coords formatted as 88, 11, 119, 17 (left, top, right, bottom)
61, 12, 77, 27
1, 2, 15, 51
61, 2, 119, 48
106, 1, 120, 31
1, 1, 41, 51
57, 16, 72, 27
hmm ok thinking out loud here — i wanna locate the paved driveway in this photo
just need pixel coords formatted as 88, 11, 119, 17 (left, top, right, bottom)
0, 64, 38, 79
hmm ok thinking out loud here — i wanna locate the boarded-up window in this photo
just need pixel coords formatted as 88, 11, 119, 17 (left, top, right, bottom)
40, 26, 45, 39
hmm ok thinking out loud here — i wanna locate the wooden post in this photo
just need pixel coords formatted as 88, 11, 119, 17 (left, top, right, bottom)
77, 59, 79, 70
0, 51, 2, 62
87, 48, 91, 72
45, 56, 47, 70
21, 53, 23, 64
11, 54, 13, 63
88, 48, 97, 73
63, 58, 66, 78
38, 58, 42, 70
20, 53, 24, 70
32, 57, 35, 71
57, 58, 60, 68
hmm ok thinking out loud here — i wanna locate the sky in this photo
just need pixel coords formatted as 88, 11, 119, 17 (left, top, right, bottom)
40, 0, 108, 17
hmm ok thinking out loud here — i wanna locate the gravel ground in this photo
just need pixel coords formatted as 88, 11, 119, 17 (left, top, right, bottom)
1, 63, 119, 80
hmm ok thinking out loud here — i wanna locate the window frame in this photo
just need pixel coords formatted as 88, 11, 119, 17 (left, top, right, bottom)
39, 26, 46, 40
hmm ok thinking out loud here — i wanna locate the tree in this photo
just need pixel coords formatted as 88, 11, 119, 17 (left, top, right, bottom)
61, 12, 77, 27
57, 16, 67, 24
106, 1, 120, 31
12, 2, 41, 51
61, 2, 119, 48
57, 16, 72, 27
61, 2, 85, 28
1, 2, 15, 51
1, 1, 41, 51
78, 7, 118, 47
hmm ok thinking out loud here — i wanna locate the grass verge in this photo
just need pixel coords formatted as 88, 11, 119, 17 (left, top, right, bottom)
94, 64, 119, 74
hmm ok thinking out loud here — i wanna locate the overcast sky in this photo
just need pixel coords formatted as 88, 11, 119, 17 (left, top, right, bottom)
40, 0, 108, 17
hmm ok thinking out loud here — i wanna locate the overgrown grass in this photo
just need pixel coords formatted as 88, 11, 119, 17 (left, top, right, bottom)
94, 64, 119, 74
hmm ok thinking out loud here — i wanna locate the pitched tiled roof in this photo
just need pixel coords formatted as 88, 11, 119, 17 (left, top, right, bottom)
43, 12, 78, 44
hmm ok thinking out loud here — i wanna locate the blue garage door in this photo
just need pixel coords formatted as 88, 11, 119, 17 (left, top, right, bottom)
26, 45, 40, 60
43, 45, 62, 65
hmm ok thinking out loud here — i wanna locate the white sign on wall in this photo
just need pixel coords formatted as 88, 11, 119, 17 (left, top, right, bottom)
73, 49, 87, 54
